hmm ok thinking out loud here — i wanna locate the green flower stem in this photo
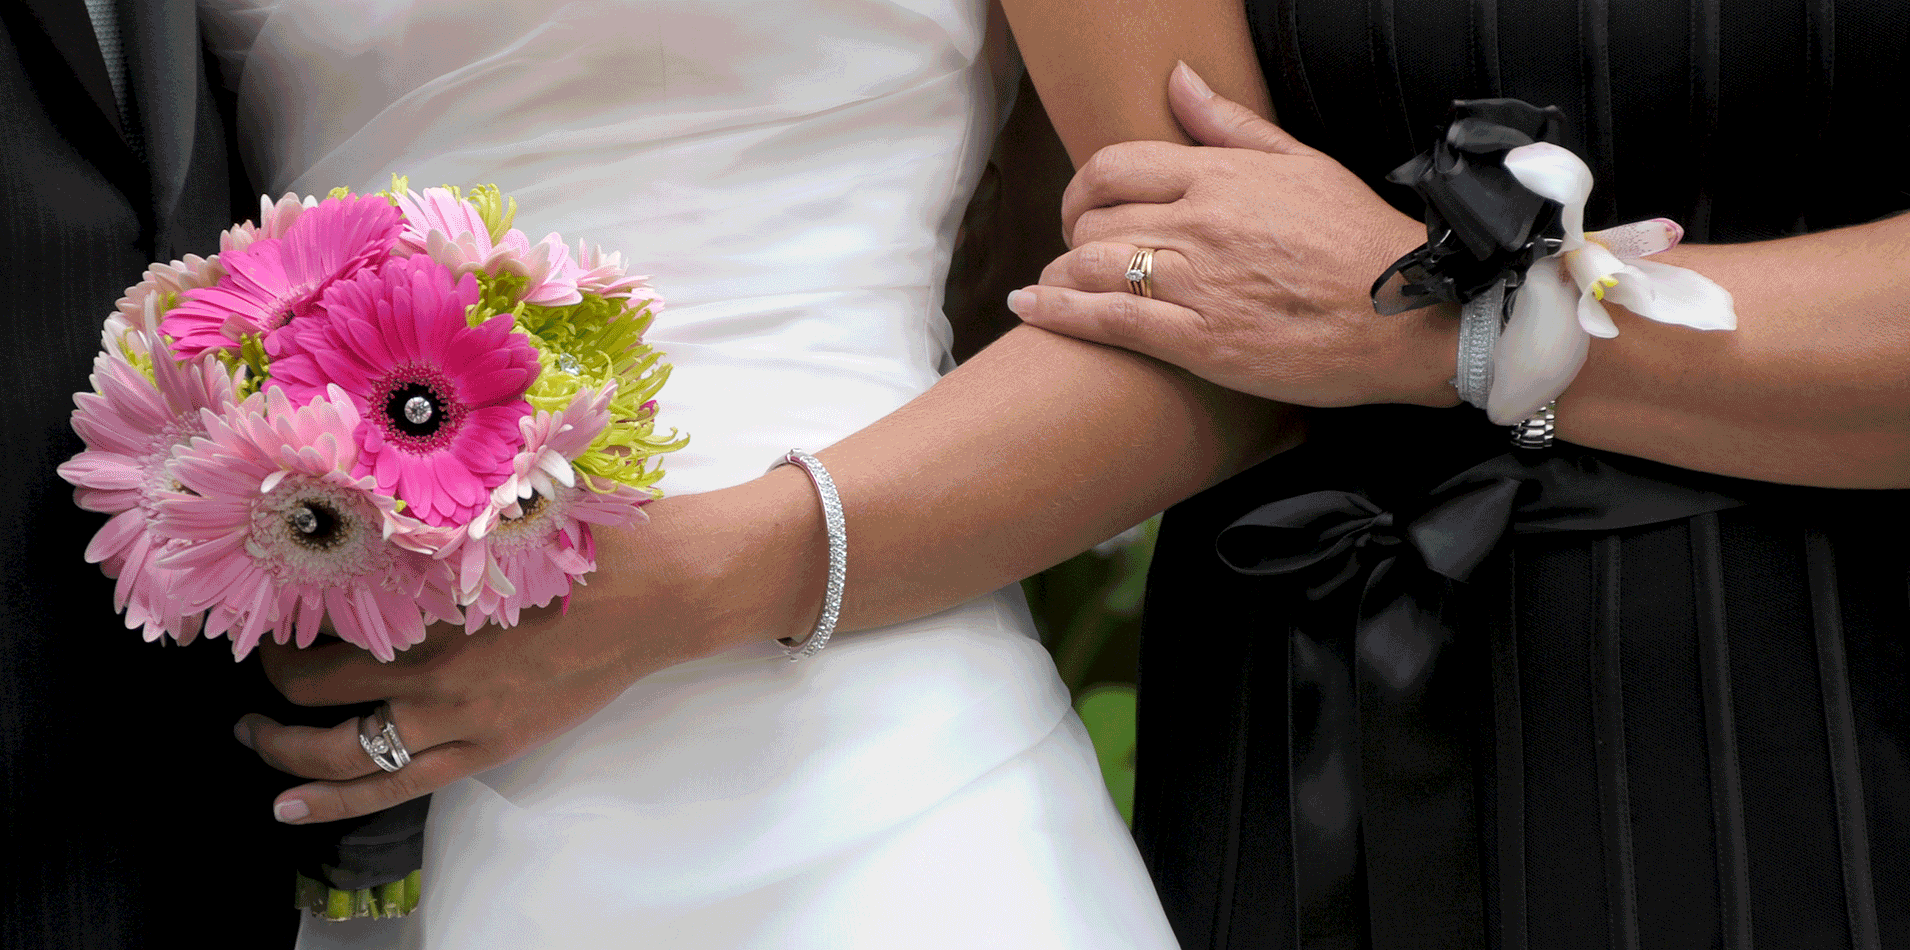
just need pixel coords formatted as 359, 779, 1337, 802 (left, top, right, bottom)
296, 870, 423, 921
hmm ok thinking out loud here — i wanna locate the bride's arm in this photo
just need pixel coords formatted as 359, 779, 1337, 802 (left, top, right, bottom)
721, 0, 1304, 636
244, 0, 1296, 823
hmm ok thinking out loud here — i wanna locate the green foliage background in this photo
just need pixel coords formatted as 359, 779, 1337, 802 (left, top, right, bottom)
1020, 517, 1156, 823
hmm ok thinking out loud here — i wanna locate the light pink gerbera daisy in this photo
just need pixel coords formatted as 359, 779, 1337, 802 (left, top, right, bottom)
57, 332, 242, 643
267, 254, 542, 527
394, 186, 586, 306
220, 192, 319, 255
570, 240, 661, 304
155, 386, 460, 661
443, 386, 649, 631
160, 194, 403, 360
103, 254, 229, 352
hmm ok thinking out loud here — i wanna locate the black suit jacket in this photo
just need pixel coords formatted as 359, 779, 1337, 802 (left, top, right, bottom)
0, 1, 295, 946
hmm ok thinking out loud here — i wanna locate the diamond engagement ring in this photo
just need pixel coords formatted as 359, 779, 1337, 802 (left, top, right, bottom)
1125, 247, 1156, 299
358, 703, 412, 773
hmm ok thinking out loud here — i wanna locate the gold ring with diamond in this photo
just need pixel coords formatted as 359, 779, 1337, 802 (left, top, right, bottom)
1125, 247, 1156, 299
358, 703, 412, 773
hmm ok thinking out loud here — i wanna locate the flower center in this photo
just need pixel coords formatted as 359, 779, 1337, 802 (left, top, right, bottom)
287, 501, 343, 549
488, 487, 570, 549
373, 365, 467, 454
138, 416, 209, 508
262, 284, 325, 332
516, 490, 551, 520
248, 476, 391, 585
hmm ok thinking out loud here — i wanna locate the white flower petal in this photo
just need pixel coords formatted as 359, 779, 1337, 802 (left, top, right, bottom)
1624, 259, 1738, 331
1588, 218, 1683, 258
1599, 266, 1655, 319
1503, 142, 1593, 239
1489, 259, 1590, 425
1563, 243, 1625, 295
1577, 289, 1621, 338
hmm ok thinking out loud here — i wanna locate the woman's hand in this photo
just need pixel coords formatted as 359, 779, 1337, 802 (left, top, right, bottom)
1010, 62, 1454, 408
237, 477, 826, 824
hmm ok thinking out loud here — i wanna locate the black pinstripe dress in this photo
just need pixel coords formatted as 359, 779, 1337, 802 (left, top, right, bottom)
1131, 2, 1910, 948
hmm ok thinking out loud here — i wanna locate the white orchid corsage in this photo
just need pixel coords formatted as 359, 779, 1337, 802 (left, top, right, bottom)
1487, 142, 1738, 424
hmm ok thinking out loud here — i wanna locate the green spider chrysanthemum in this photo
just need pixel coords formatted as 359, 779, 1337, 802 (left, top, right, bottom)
467, 272, 685, 496
208, 333, 270, 399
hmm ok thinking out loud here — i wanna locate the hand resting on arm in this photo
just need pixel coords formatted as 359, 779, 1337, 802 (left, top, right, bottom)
1011, 64, 1910, 488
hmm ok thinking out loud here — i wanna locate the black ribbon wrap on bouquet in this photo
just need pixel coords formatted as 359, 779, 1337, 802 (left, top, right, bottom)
1215, 449, 1747, 949
288, 795, 430, 892
1371, 99, 1568, 315
275, 699, 430, 895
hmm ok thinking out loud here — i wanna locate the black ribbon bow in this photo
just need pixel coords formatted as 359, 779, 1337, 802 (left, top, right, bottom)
1371, 99, 1569, 315
1218, 476, 1520, 699
1213, 449, 1749, 949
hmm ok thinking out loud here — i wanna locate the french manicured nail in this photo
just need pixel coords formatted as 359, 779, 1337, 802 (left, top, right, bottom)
1177, 61, 1215, 100
233, 720, 254, 750
1006, 289, 1034, 315
275, 799, 310, 823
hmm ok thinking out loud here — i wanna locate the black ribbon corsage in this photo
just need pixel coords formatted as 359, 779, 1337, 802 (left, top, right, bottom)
1371, 99, 1568, 315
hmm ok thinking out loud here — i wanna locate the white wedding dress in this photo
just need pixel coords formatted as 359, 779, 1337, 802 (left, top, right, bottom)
196, 1, 1178, 947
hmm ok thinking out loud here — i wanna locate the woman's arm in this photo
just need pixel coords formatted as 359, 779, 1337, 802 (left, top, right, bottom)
1561, 215, 1910, 487
711, 0, 1296, 639
244, 0, 1300, 824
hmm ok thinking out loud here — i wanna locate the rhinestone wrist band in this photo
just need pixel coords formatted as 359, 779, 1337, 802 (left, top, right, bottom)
771, 449, 846, 661
1452, 280, 1505, 409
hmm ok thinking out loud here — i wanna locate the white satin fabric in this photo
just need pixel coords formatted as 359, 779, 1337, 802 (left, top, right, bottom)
197, 1, 1178, 946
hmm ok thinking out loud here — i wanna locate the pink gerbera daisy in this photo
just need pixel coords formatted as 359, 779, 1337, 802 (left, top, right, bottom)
57, 332, 241, 643
155, 386, 460, 661
220, 192, 319, 255
570, 239, 661, 304
267, 255, 542, 527
395, 186, 586, 306
160, 194, 402, 359
444, 385, 649, 631
104, 254, 229, 352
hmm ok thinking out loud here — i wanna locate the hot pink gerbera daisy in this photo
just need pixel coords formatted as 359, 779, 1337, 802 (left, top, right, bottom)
155, 386, 459, 661
443, 385, 649, 631
395, 186, 586, 306
57, 333, 241, 643
160, 194, 402, 360
267, 254, 542, 527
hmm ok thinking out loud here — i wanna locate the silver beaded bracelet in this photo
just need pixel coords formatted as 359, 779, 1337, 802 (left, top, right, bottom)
770, 449, 846, 661
1452, 280, 1506, 410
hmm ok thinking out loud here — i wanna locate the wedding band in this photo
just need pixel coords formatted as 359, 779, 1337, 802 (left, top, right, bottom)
358, 704, 412, 773
1125, 248, 1156, 299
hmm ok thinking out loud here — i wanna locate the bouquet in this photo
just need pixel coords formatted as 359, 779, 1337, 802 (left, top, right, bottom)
57, 177, 685, 917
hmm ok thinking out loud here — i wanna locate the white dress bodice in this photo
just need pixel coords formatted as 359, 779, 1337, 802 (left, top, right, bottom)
198, 2, 1178, 947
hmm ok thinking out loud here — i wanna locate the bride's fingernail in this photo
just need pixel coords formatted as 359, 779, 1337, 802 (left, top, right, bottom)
275, 799, 310, 823
1176, 61, 1215, 100
234, 720, 254, 750
1006, 289, 1034, 315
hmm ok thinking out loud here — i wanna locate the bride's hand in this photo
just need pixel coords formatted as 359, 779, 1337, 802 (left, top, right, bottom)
1010, 62, 1453, 408
236, 480, 823, 824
